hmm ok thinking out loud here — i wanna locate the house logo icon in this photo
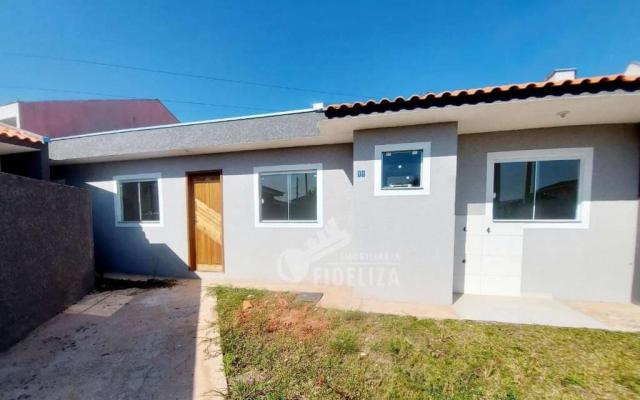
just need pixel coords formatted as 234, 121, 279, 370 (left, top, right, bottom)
276, 219, 350, 283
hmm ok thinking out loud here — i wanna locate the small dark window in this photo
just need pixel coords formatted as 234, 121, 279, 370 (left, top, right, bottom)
260, 171, 317, 222
381, 150, 422, 189
119, 180, 160, 222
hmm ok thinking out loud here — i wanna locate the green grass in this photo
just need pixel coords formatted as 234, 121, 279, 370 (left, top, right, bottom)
212, 287, 640, 399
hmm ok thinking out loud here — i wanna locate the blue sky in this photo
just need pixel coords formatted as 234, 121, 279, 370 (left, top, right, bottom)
0, 0, 638, 122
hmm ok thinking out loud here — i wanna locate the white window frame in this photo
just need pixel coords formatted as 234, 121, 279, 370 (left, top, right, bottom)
253, 163, 323, 228
113, 173, 164, 227
485, 147, 593, 229
374, 142, 431, 196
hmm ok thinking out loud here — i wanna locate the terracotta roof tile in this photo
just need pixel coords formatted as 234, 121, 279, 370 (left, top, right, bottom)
325, 74, 640, 118
0, 123, 46, 144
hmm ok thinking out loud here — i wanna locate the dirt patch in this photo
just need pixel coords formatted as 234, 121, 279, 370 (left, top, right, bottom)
95, 277, 177, 292
239, 293, 329, 339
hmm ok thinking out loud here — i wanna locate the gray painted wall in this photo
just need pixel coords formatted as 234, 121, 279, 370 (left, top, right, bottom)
352, 123, 458, 304
632, 200, 640, 304
54, 122, 640, 305
58, 127, 458, 305
0, 173, 94, 351
456, 124, 640, 302
58, 144, 355, 284
634, 132, 640, 304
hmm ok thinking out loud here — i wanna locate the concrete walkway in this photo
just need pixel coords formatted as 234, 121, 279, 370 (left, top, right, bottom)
104, 272, 640, 331
0, 280, 226, 400
452, 294, 608, 329
188, 272, 640, 331
331, 293, 635, 331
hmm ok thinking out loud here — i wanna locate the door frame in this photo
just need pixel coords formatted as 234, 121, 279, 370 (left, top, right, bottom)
186, 170, 225, 272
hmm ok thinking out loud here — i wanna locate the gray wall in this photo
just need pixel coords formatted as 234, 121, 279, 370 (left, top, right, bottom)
353, 123, 458, 304
456, 124, 640, 302
0, 173, 94, 351
634, 130, 640, 304
58, 144, 354, 283
633, 201, 640, 304
59, 126, 458, 305
53, 122, 640, 305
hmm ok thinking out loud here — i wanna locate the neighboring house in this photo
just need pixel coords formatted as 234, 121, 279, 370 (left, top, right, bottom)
0, 123, 49, 179
0, 99, 178, 138
48, 63, 640, 305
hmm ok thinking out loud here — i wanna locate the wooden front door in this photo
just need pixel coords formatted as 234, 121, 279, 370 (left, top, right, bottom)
188, 172, 224, 271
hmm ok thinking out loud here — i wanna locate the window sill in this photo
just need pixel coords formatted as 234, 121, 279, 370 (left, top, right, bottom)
116, 221, 164, 228
256, 220, 322, 228
381, 186, 423, 191
491, 219, 588, 229
374, 186, 430, 196
493, 219, 579, 223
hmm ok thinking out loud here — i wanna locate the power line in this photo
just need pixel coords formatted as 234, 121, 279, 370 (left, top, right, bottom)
4, 51, 369, 98
0, 84, 276, 112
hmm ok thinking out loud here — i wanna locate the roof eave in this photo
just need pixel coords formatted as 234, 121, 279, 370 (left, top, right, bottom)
325, 75, 640, 119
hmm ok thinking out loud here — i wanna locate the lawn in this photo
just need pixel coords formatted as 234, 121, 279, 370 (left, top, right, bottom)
213, 287, 640, 399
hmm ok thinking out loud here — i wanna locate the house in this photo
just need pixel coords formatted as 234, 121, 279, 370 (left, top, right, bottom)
0, 122, 49, 179
0, 99, 178, 138
0, 98, 177, 178
48, 63, 640, 305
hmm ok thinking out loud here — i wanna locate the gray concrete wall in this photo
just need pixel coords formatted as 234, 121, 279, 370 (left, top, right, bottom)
0, 173, 94, 351
352, 123, 458, 304
456, 124, 640, 302
58, 144, 355, 284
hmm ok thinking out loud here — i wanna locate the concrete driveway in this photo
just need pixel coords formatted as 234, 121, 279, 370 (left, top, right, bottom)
0, 280, 226, 400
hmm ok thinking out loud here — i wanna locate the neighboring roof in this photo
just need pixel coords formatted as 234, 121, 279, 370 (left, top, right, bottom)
325, 74, 640, 119
17, 99, 179, 138
0, 122, 45, 144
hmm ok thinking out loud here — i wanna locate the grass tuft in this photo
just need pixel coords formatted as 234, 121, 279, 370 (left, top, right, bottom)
617, 375, 640, 394
561, 374, 584, 387
330, 330, 360, 355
